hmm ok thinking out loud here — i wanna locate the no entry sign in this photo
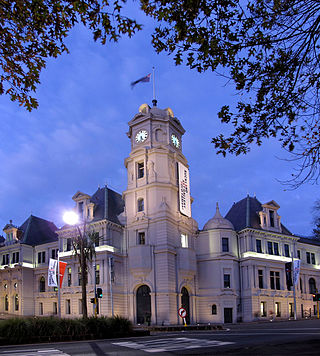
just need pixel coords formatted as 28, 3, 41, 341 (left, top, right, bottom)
178, 307, 187, 318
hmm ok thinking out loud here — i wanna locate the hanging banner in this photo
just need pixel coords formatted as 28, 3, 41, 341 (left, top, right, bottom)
293, 259, 301, 285
178, 162, 191, 217
48, 258, 58, 287
59, 261, 68, 288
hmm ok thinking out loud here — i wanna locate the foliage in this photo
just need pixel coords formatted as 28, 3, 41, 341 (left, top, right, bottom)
313, 199, 320, 238
142, 0, 320, 187
0, 316, 133, 345
0, 0, 141, 111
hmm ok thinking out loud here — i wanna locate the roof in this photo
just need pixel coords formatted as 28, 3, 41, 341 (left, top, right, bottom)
90, 186, 124, 225
297, 236, 320, 246
19, 215, 58, 246
225, 196, 292, 235
203, 203, 234, 230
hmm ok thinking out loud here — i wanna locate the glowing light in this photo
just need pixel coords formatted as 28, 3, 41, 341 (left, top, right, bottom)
63, 211, 79, 225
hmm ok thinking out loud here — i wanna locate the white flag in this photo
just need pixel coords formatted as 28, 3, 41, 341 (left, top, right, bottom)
48, 258, 58, 287
293, 259, 301, 285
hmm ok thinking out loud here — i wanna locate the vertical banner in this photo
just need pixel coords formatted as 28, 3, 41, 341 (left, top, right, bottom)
48, 258, 58, 287
178, 162, 191, 217
293, 259, 301, 285
59, 261, 68, 288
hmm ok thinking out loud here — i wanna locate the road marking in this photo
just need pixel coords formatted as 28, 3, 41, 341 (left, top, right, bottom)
113, 337, 234, 352
0, 349, 70, 356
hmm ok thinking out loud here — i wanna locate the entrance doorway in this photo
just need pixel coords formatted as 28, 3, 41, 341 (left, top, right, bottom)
181, 287, 190, 324
136, 285, 151, 324
224, 308, 233, 323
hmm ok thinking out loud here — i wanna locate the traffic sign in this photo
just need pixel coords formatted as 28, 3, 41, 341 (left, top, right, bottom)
178, 307, 187, 318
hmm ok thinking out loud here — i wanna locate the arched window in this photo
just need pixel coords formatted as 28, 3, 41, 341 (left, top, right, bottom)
39, 276, 46, 292
309, 278, 316, 294
14, 295, 19, 311
212, 304, 217, 315
4, 295, 8, 311
137, 198, 144, 212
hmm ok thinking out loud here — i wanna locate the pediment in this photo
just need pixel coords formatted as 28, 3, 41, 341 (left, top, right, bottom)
262, 200, 280, 209
72, 191, 91, 202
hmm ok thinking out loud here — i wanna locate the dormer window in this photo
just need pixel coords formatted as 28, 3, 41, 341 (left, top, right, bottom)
260, 201, 282, 232
269, 211, 275, 227
78, 202, 84, 216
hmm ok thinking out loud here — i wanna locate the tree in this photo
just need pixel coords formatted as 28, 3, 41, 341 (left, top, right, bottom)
70, 223, 99, 318
141, 0, 320, 187
0, 0, 141, 111
313, 199, 320, 238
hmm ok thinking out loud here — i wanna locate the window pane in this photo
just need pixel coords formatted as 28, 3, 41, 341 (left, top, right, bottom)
222, 238, 229, 252
224, 274, 231, 288
256, 239, 262, 253
268, 242, 273, 255
273, 243, 279, 255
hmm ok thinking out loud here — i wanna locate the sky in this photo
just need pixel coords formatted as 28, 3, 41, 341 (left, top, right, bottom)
0, 6, 318, 237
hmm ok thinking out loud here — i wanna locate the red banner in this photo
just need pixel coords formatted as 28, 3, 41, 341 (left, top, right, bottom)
59, 261, 67, 288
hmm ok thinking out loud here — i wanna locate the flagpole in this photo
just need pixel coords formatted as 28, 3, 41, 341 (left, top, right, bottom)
152, 67, 157, 107
58, 250, 61, 318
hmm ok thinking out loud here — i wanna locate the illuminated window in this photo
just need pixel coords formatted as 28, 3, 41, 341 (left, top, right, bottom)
275, 302, 281, 317
137, 198, 144, 212
137, 162, 144, 179
181, 234, 188, 248
67, 267, 72, 287
222, 238, 229, 252
260, 301, 266, 317
289, 303, 294, 317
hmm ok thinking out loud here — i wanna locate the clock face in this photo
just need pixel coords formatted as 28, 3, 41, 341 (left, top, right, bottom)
135, 130, 148, 143
171, 134, 180, 148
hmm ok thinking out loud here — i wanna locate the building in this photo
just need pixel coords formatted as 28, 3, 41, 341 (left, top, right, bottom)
1, 103, 319, 323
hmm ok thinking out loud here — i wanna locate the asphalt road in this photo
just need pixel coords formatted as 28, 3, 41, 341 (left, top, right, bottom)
1, 319, 320, 355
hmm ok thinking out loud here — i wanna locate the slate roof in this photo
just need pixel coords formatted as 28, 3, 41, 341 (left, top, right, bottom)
90, 186, 124, 225
0, 235, 4, 245
225, 196, 292, 235
19, 215, 58, 246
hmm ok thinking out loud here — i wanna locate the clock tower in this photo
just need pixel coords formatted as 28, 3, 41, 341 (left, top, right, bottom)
123, 103, 198, 325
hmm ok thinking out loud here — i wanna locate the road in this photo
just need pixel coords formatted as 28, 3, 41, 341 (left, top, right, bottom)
1, 319, 320, 355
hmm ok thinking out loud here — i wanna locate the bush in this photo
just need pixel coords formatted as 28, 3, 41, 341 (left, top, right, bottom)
0, 316, 133, 345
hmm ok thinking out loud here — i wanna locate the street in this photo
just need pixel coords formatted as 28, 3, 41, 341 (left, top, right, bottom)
1, 319, 320, 355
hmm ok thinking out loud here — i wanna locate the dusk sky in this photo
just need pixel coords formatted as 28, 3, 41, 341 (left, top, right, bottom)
0, 8, 318, 237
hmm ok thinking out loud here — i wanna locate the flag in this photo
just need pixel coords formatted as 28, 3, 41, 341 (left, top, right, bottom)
48, 258, 58, 287
293, 259, 301, 285
59, 261, 68, 288
131, 73, 151, 89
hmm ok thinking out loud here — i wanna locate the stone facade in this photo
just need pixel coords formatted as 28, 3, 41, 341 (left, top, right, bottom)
0, 104, 319, 324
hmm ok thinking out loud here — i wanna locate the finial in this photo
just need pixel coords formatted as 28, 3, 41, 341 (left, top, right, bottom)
9, 219, 12, 224
152, 99, 157, 107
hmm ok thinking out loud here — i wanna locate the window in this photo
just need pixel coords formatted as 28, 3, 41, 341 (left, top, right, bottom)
224, 274, 231, 288
289, 303, 294, 317
14, 295, 19, 311
181, 234, 188, 248
79, 299, 83, 315
78, 267, 82, 286
309, 278, 316, 294
39, 276, 46, 292
66, 299, 71, 314
297, 250, 301, 259
211, 304, 217, 315
2, 254, 9, 265
39, 302, 43, 315
222, 238, 229, 252
269, 210, 275, 227
38, 251, 45, 264
306, 252, 311, 264
4, 295, 8, 311
267, 241, 273, 255
284, 244, 290, 257
93, 232, 100, 247
300, 278, 303, 293
53, 302, 57, 315
256, 239, 262, 253
12, 252, 19, 264
137, 162, 144, 179
66, 238, 72, 251
275, 302, 281, 317
270, 271, 280, 290
273, 242, 279, 256
67, 267, 72, 287
260, 301, 267, 317
138, 232, 146, 245
95, 264, 100, 285
311, 253, 316, 265
137, 198, 144, 212
78, 202, 84, 216
258, 270, 264, 289
51, 249, 59, 259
